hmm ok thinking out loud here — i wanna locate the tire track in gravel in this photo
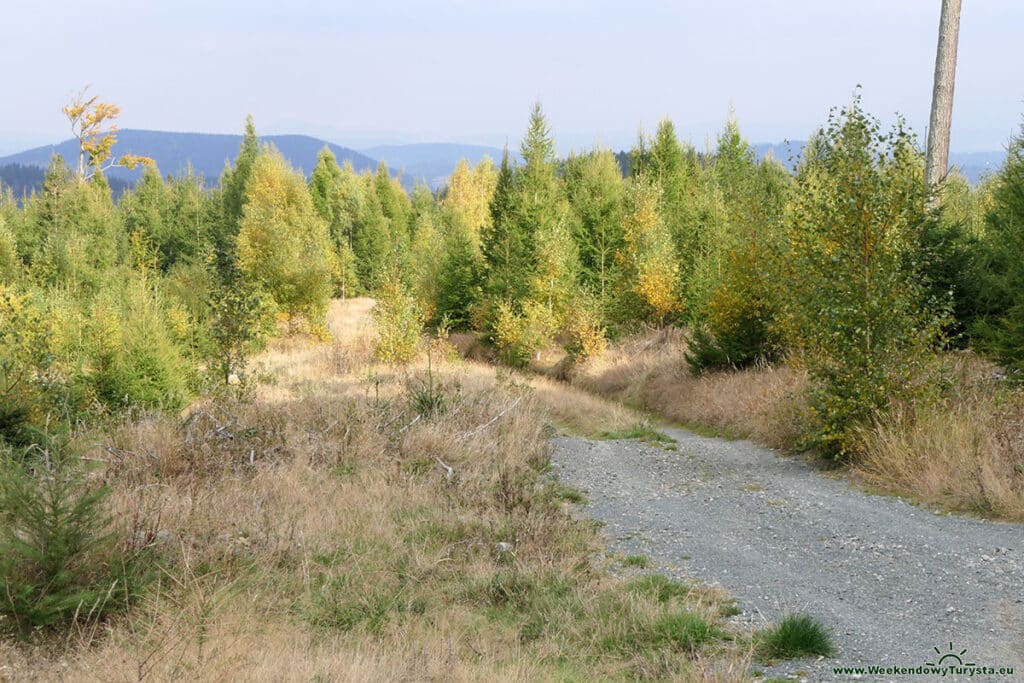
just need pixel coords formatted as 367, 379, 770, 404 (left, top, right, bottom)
550, 428, 1024, 681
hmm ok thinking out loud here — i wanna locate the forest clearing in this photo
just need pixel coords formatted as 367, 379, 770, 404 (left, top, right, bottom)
2, 298, 761, 681
3, 2, 1024, 677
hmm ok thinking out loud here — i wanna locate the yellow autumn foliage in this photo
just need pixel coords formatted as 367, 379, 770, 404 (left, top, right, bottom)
442, 157, 498, 251
372, 271, 424, 364
237, 149, 334, 332
617, 176, 681, 323
563, 292, 608, 361
492, 300, 558, 367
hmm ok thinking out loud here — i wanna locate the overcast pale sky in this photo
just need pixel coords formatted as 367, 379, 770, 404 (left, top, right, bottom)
2, 0, 1021, 154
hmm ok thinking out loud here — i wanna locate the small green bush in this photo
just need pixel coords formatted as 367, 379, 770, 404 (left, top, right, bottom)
87, 281, 192, 410
0, 440, 143, 637
757, 613, 835, 660
372, 271, 424, 364
686, 322, 773, 374
623, 554, 650, 568
0, 215, 19, 283
0, 286, 55, 445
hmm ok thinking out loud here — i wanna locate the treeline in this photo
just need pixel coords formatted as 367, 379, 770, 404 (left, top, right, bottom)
1, 97, 1022, 460
0, 163, 132, 203
0, 164, 45, 202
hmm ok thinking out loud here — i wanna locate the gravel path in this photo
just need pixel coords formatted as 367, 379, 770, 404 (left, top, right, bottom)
550, 429, 1024, 682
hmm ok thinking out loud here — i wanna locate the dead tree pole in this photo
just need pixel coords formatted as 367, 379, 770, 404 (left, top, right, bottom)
925, 0, 963, 197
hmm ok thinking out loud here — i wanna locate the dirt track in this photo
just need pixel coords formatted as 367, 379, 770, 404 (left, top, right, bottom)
551, 428, 1024, 681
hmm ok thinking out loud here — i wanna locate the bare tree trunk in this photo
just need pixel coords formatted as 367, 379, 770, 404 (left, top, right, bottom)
925, 0, 963, 196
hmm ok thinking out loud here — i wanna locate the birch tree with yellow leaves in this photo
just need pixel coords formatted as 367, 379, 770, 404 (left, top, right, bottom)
776, 96, 942, 458
62, 88, 152, 181
237, 149, 334, 331
613, 175, 681, 325
442, 157, 498, 252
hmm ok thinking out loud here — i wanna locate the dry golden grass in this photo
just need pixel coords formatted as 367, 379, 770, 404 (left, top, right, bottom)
551, 327, 1024, 522
1, 299, 751, 681
553, 328, 807, 449
856, 353, 1024, 521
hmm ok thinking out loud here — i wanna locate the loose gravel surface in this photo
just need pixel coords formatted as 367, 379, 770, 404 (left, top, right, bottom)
550, 428, 1024, 682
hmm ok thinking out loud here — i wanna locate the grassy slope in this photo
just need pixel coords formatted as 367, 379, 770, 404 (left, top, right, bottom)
1, 300, 752, 682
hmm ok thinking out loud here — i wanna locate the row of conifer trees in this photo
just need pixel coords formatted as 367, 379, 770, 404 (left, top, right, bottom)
1, 98, 1023, 457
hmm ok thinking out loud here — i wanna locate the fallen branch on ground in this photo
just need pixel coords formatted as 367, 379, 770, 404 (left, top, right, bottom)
458, 396, 524, 440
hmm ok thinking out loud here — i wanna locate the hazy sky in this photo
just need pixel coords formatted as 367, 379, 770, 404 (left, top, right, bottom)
2, 0, 1021, 154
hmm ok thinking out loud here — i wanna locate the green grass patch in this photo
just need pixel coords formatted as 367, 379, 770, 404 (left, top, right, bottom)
649, 611, 720, 652
718, 600, 741, 617
330, 462, 358, 477
466, 568, 730, 674
627, 575, 691, 603
406, 517, 482, 547
596, 605, 720, 656
546, 480, 589, 505
757, 613, 835, 660
304, 575, 426, 635
401, 457, 434, 476
598, 423, 677, 447
623, 554, 650, 568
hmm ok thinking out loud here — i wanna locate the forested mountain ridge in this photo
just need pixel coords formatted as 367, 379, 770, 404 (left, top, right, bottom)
0, 162, 132, 201
1, 130, 1000, 201
0, 129, 387, 187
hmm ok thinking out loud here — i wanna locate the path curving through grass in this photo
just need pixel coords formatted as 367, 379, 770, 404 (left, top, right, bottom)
551, 427, 1024, 679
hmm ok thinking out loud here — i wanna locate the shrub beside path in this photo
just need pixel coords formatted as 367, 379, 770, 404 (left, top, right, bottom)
551, 428, 1024, 680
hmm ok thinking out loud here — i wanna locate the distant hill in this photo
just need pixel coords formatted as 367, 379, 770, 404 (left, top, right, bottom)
0, 163, 46, 200
752, 141, 808, 169
0, 129, 386, 192
947, 150, 1005, 183
1, 131, 1005, 198
0, 162, 132, 202
361, 143, 508, 189
751, 140, 1003, 184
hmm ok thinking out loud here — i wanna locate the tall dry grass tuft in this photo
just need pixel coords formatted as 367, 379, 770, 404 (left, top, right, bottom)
542, 328, 1024, 521
857, 353, 1024, 520
563, 327, 807, 448
2, 299, 749, 681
